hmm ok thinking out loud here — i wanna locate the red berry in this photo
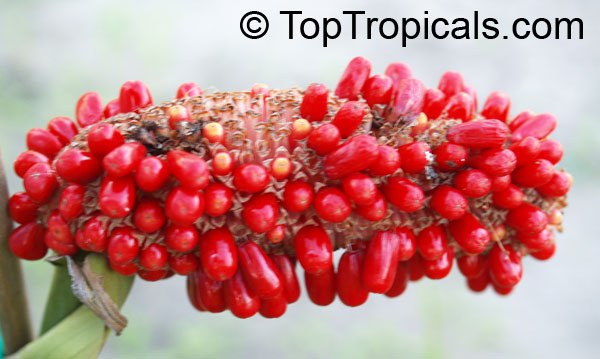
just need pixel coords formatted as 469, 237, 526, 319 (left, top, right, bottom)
75, 215, 108, 252
362, 231, 401, 293
259, 293, 287, 319
133, 198, 166, 233
176, 82, 203, 98
516, 229, 554, 252
165, 224, 199, 253
423, 247, 454, 280
384, 62, 412, 89
384, 177, 425, 212
270, 254, 301, 303
512, 159, 554, 188
58, 185, 85, 222
87, 123, 125, 158
110, 261, 138, 276
107, 227, 140, 265
444, 93, 474, 122
398, 142, 430, 174
492, 282, 514, 296
199, 227, 238, 281
423, 88, 446, 120
233, 163, 269, 193
290, 119, 312, 140
119, 80, 153, 112
462, 85, 478, 111
238, 241, 283, 298
8, 192, 39, 224
75, 92, 104, 127
9, 223, 48, 260
341, 173, 377, 206
204, 183, 234, 217
490, 175, 511, 192
314, 187, 352, 223
270, 157, 292, 180
47, 116, 77, 144
337, 248, 369, 307
201, 123, 224, 144
323, 135, 379, 179
330, 101, 368, 138
282, 180, 314, 213
139, 243, 168, 271
355, 192, 388, 221
492, 184, 524, 209
510, 137, 541, 166
433, 143, 468, 172
538, 139, 563, 164
335, 56, 371, 100
103, 99, 121, 118
99, 176, 136, 218
26, 128, 63, 158
536, 171, 571, 197
300, 83, 329, 121
55, 149, 102, 184
293, 225, 333, 274
446, 119, 509, 149
169, 253, 198, 275
14, 151, 49, 178
430, 185, 468, 220
386, 78, 425, 123
467, 271, 490, 292
168, 105, 192, 130
188, 267, 227, 313
307, 124, 341, 155
506, 203, 548, 235
457, 254, 488, 279
438, 71, 464, 98
165, 186, 204, 225
362, 74, 393, 106
266, 225, 286, 244
103, 142, 147, 178
448, 214, 491, 254
368, 145, 401, 176
407, 255, 425, 281
23, 163, 58, 204
304, 265, 336, 306
167, 150, 210, 190
530, 240, 556, 261
489, 244, 522, 288
242, 193, 279, 233
509, 111, 534, 131
211, 152, 234, 176
481, 91, 511, 122
417, 225, 448, 261
135, 156, 170, 192
470, 148, 517, 177
394, 226, 416, 261
453, 169, 492, 198
511, 113, 557, 142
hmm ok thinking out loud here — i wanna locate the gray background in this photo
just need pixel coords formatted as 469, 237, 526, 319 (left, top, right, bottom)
0, 0, 598, 357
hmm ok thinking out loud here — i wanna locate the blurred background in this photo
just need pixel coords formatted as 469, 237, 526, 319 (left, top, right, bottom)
0, 0, 598, 357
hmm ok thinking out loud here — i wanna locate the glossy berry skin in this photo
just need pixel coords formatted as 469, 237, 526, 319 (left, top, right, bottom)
233, 164, 270, 193
423, 247, 454, 280
530, 240, 556, 261
293, 225, 333, 274
492, 184, 524, 209
86, 123, 125, 158
199, 227, 238, 281
536, 171, 571, 197
139, 243, 169, 271
385, 62, 412, 88
103, 99, 121, 118
471, 149, 517, 177
337, 249, 369, 307
75, 215, 108, 252
176, 82, 203, 98
204, 183, 234, 217
394, 226, 417, 261
137, 269, 168, 282
467, 271, 490, 293
26, 128, 63, 158
444, 93, 474, 122
242, 193, 279, 233
387, 78, 425, 123
384, 177, 425, 212
506, 203, 548, 235
23, 163, 58, 204
398, 142, 430, 174
99, 176, 136, 218
188, 268, 227, 313
330, 101, 368, 138
75, 92, 103, 127
512, 159, 554, 188
238, 241, 283, 299
55, 149, 102, 184
270, 254, 301, 304
511, 113, 557, 142
107, 227, 140, 265
509, 111, 534, 131
314, 187, 352, 223
335, 56, 371, 100
448, 214, 491, 254
266, 225, 286, 244
323, 135, 379, 179
167, 150, 210, 190
48, 116, 77, 144
481, 91, 511, 122
538, 139, 563, 164
58, 185, 85, 222
362, 74, 393, 106
417, 225, 448, 261
454, 169, 492, 198
305, 265, 336, 306
9, 223, 48, 260
300, 83, 329, 121
168, 105, 192, 130
516, 229, 554, 252
8, 192, 39, 224
270, 157, 292, 180
165, 224, 198, 253
307, 124, 341, 155
211, 152, 234, 176
430, 185, 468, 220
489, 244, 523, 288
14, 151, 49, 178
282, 181, 314, 213
135, 156, 170, 192
368, 145, 401, 176
362, 231, 401, 293
290, 119, 312, 141
438, 71, 464, 98
165, 186, 204, 226
433, 143, 468, 172
423, 88, 446, 120
133, 198, 166, 233
103, 142, 147, 178
407, 255, 425, 281
491, 175, 511, 192
510, 137, 541, 166
446, 119, 509, 149
385, 262, 409, 297
355, 192, 388, 221
457, 254, 488, 279
119, 80, 153, 113
342, 173, 377, 206
109, 261, 138, 276
169, 254, 198, 275
259, 293, 288, 319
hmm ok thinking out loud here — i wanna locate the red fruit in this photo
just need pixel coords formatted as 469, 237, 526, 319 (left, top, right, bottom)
335, 56, 371, 100
133, 198, 166, 233
75, 215, 108, 252
259, 293, 287, 319
453, 169, 492, 198
270, 254, 301, 303
107, 227, 140, 265
189, 268, 227, 313
204, 183, 233, 217
200, 227, 238, 281
290, 119, 312, 141
394, 227, 417, 261
242, 193, 279, 233
169, 254, 198, 275
270, 157, 292, 180
86, 123, 125, 158
110, 261, 138, 276
26, 128, 63, 158
55, 149, 102, 184
355, 192, 388, 221
314, 187, 352, 223
423, 88, 446, 120
307, 124, 341, 155
304, 265, 336, 306
300, 83, 329, 121
323, 134, 379, 179
165, 186, 204, 225
362, 231, 401, 293
444, 93, 474, 122
9, 223, 48, 260
238, 241, 283, 298
266, 225, 286, 244
14, 151, 49, 178
446, 119, 509, 149
103, 142, 147, 178
362, 74, 393, 106
517, 229, 554, 252
470, 149, 517, 177
135, 156, 170, 192
384, 62, 412, 89
385, 263, 409, 297
467, 271, 490, 292
48, 117, 77, 144
282, 180, 314, 213
490, 175, 511, 192
75, 92, 103, 127
509, 111, 534, 131
58, 185, 85, 222
457, 254, 488, 279
538, 139, 563, 164
386, 78, 425, 123
139, 243, 168, 270
103, 99, 121, 118
232, 163, 269, 193
165, 224, 199, 253
423, 247, 454, 280
492, 282, 514, 296
203, 122, 224, 144
119, 80, 153, 112
407, 254, 425, 281
211, 152, 234, 176
23, 163, 58, 204
168, 105, 192, 130
509, 137, 541, 166
8, 192, 39, 224
438, 71, 464, 98
176, 82, 203, 98
433, 143, 468, 172
492, 184, 524, 209
511, 113, 557, 142
167, 150, 210, 190
384, 177, 425, 212
341, 173, 377, 206
330, 101, 368, 138
448, 214, 491, 254
137, 269, 169, 282
512, 159, 554, 188
45, 235, 77, 256
530, 240, 556, 260
337, 249, 369, 307
462, 85, 478, 112
430, 185, 468, 220
293, 225, 333, 274
398, 142, 430, 173
250, 83, 270, 97
417, 225, 448, 261
506, 203, 548, 234
481, 91, 511, 122
99, 176, 136, 218
368, 145, 401, 176
489, 244, 522, 288
536, 171, 571, 197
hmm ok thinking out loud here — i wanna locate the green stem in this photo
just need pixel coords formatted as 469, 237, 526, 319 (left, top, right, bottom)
39, 264, 81, 335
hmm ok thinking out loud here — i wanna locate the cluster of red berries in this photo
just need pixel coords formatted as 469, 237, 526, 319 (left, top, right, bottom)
6, 57, 570, 319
